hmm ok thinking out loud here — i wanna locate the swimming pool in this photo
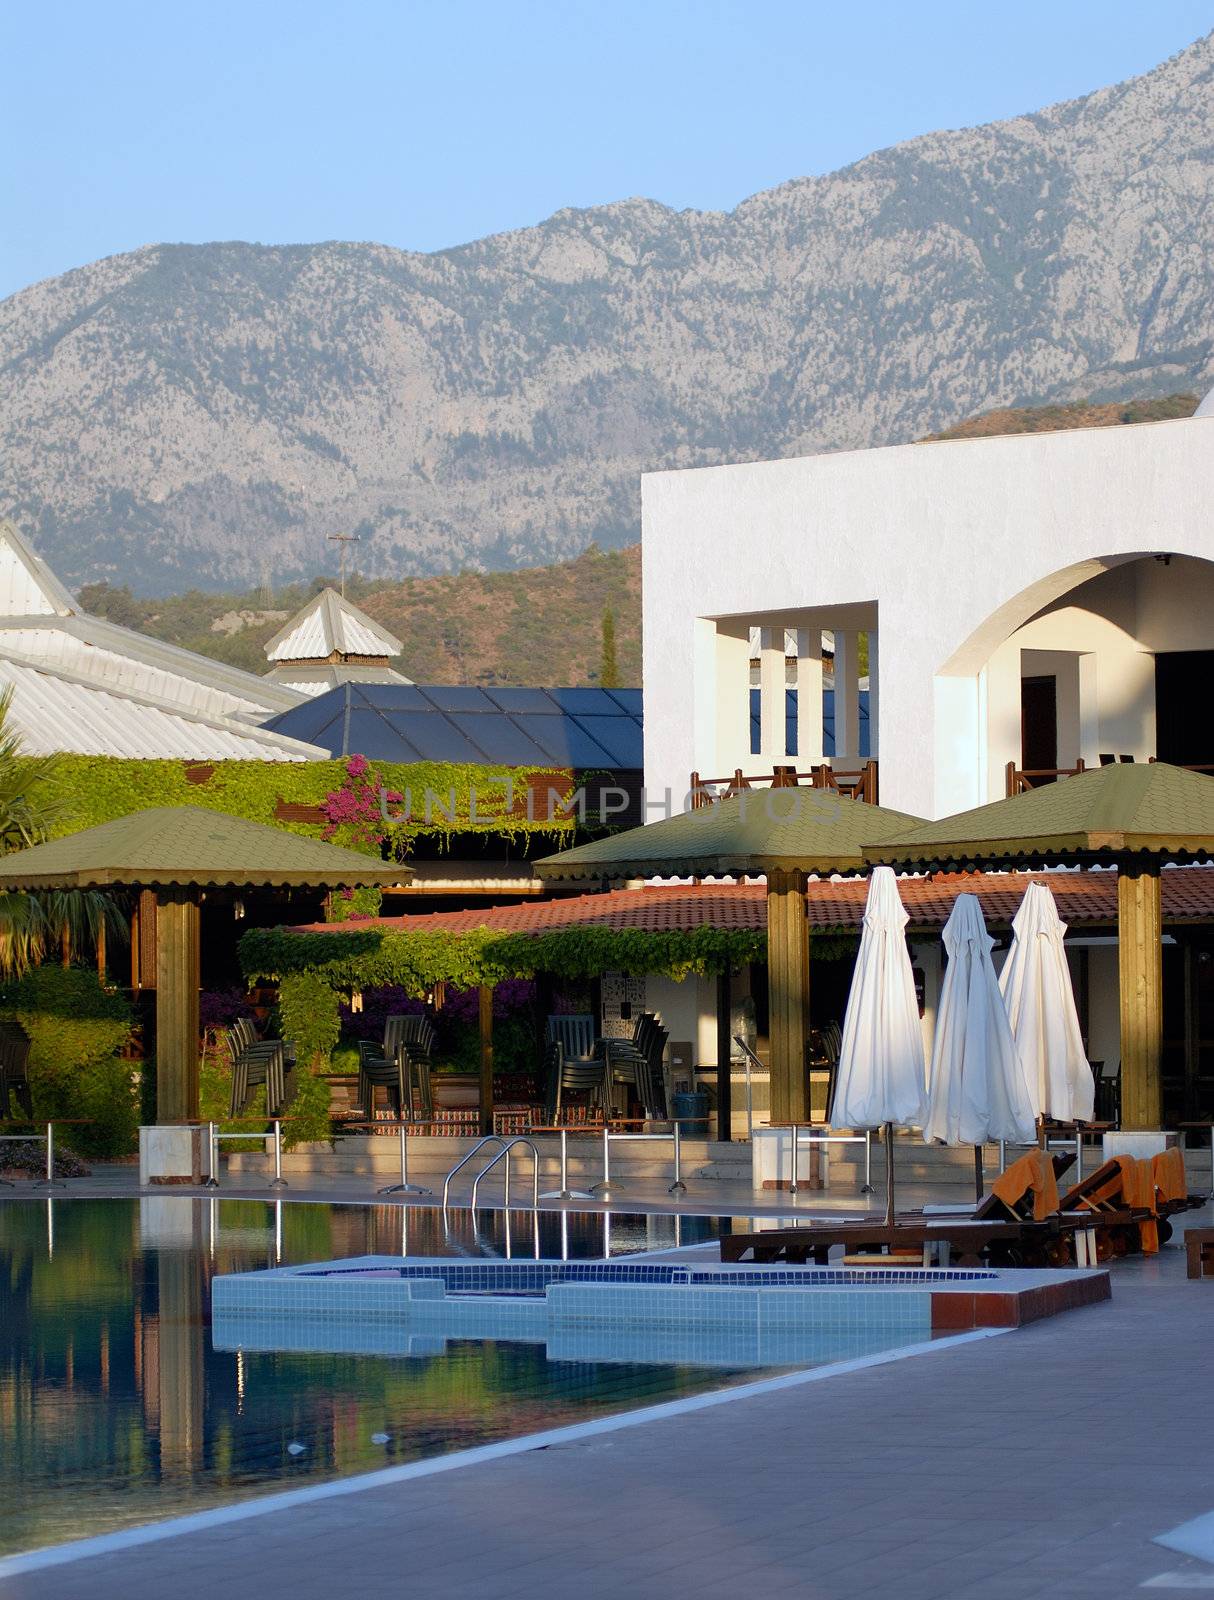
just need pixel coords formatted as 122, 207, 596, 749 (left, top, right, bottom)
0, 1197, 924, 1556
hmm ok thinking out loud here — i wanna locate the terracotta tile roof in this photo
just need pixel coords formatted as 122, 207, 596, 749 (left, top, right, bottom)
294, 865, 1214, 940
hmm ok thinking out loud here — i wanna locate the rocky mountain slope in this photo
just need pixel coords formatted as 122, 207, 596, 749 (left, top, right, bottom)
3, 35, 1213, 593
82, 388, 1191, 685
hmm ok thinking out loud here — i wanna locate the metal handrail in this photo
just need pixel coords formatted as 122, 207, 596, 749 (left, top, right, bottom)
470, 1137, 540, 1209
441, 1134, 511, 1207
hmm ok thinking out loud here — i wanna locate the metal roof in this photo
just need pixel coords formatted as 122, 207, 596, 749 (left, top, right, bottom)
536, 790, 922, 879
265, 682, 644, 768
867, 762, 1214, 869
0, 807, 410, 890
264, 588, 404, 663
0, 521, 305, 723
0, 652, 325, 762
287, 866, 1214, 940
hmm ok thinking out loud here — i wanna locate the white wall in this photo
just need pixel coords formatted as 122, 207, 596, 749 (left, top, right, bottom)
642, 415, 1214, 819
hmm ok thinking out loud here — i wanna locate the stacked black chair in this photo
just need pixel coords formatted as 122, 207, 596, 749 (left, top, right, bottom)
543, 1038, 607, 1124
601, 1012, 669, 1120
225, 1018, 289, 1118
358, 1015, 434, 1121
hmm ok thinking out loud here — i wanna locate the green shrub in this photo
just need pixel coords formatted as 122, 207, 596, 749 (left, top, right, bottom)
330, 1042, 361, 1075
277, 971, 342, 1072
0, 966, 136, 1158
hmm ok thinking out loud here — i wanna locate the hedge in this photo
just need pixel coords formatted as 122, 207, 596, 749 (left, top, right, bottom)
0, 966, 136, 1157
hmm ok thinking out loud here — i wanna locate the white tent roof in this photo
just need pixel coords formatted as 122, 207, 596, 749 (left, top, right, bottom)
264, 588, 404, 664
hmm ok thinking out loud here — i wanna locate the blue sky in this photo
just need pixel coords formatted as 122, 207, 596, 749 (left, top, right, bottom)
4, 2, 1211, 302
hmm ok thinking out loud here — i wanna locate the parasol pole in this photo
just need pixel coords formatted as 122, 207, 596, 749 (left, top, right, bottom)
883, 1121, 896, 1227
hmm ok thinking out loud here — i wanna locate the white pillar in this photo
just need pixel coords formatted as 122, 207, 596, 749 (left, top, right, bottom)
759, 626, 787, 761
866, 629, 878, 760
833, 630, 861, 761
794, 627, 823, 765
713, 622, 752, 780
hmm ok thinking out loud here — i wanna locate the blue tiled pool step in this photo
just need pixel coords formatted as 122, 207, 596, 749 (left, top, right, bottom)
208, 1255, 982, 1367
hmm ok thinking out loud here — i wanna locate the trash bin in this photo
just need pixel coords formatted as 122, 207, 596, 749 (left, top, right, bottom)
671, 1089, 709, 1138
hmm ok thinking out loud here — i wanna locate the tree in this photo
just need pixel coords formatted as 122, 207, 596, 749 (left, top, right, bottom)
0, 691, 126, 976
600, 607, 619, 688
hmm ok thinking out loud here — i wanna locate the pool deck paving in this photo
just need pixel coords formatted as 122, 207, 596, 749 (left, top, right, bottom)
4, 1188, 1214, 1599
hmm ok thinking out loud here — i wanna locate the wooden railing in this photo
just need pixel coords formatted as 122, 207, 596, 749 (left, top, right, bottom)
1005, 758, 1086, 796
689, 761, 879, 809
1006, 756, 1214, 797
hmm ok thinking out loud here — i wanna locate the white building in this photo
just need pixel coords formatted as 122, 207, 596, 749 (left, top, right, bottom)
0, 522, 324, 761
642, 391, 1214, 821
263, 588, 412, 696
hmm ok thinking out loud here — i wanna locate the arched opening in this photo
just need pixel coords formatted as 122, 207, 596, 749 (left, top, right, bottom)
934, 553, 1214, 812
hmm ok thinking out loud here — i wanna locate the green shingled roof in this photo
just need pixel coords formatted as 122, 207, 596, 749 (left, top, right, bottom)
536, 790, 923, 880
0, 807, 410, 890
866, 762, 1214, 870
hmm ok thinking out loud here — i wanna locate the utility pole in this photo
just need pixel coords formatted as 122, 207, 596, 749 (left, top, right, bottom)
327, 533, 360, 598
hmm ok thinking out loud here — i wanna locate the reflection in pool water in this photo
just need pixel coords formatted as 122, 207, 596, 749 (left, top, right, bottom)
0, 1198, 734, 1555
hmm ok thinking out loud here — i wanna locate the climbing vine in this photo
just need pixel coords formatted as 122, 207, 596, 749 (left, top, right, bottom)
42, 754, 576, 854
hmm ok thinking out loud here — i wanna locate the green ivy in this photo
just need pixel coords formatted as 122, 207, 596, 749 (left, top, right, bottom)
0, 966, 136, 1158
42, 756, 576, 854
241, 922, 857, 996
277, 971, 343, 1072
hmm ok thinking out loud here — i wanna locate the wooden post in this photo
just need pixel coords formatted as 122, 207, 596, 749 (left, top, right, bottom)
478, 983, 495, 1136
1118, 862, 1163, 1130
715, 967, 732, 1143
155, 891, 201, 1124
766, 869, 809, 1124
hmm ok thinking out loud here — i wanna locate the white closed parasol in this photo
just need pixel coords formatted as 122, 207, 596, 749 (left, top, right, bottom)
925, 892, 1037, 1152
831, 866, 926, 1223
999, 879, 1094, 1123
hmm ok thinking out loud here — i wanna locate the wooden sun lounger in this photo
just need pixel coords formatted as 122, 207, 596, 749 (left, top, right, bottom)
719, 1217, 1061, 1269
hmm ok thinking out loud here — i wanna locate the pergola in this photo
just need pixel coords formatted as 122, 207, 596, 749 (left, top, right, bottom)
865, 762, 1214, 1130
535, 788, 921, 1125
0, 806, 407, 1122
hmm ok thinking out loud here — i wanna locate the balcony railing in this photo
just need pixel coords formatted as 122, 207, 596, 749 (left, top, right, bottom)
689, 761, 879, 809
1005, 756, 1214, 797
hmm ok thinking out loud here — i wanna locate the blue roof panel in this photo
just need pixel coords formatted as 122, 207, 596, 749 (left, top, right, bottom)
573, 714, 644, 768
506, 714, 618, 767
423, 686, 498, 713
445, 713, 552, 765
266, 683, 644, 769
483, 687, 556, 714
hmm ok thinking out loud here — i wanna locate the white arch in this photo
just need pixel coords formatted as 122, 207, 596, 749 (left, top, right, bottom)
938, 553, 1151, 677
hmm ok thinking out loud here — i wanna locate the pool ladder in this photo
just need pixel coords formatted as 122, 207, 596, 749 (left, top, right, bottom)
442, 1135, 540, 1210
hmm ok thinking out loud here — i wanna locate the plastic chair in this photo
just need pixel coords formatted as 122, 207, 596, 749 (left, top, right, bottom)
543, 1039, 606, 1122
225, 1019, 287, 1118
546, 1014, 597, 1060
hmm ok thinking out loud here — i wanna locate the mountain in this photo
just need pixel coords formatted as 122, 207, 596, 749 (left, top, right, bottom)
3, 36, 1213, 594
80, 542, 642, 686
89, 384, 1193, 684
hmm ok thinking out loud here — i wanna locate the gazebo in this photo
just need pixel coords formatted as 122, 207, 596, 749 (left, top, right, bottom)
865, 762, 1214, 1131
0, 807, 408, 1122
535, 787, 921, 1125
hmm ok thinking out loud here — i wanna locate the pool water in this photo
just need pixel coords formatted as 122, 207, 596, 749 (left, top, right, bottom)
0, 1198, 931, 1558
0, 1198, 744, 1555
